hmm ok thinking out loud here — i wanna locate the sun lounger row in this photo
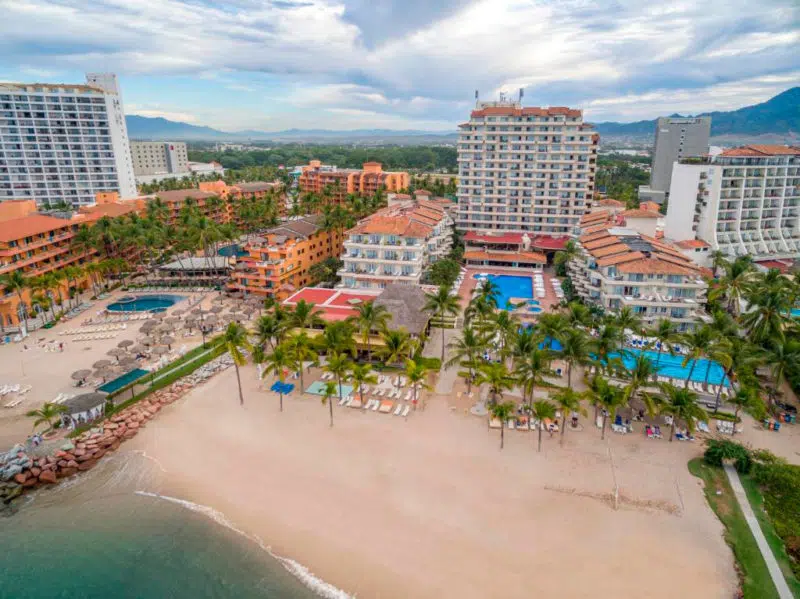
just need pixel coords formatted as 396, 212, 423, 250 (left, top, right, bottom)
340, 395, 411, 416
72, 333, 118, 342
52, 393, 75, 404
0, 384, 30, 396
85, 313, 152, 325
62, 323, 128, 335
490, 417, 559, 432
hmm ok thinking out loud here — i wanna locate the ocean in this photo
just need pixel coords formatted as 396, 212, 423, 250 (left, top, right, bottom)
0, 452, 347, 599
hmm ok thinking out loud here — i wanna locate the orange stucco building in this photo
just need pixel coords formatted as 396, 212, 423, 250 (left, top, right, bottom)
230, 215, 343, 300
298, 161, 409, 205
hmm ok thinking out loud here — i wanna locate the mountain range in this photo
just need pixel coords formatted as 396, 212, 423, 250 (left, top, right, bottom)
125, 87, 799, 143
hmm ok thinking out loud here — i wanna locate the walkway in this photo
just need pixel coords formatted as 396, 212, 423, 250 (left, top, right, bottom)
724, 464, 793, 599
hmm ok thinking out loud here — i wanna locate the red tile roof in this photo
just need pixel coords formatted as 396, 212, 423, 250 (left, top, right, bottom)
621, 209, 660, 219
464, 250, 546, 264
471, 106, 583, 119
531, 235, 569, 250
721, 145, 800, 157
675, 239, 710, 249
464, 232, 525, 245
0, 214, 73, 242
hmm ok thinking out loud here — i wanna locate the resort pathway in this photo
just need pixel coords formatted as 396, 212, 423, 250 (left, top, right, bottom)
723, 464, 793, 599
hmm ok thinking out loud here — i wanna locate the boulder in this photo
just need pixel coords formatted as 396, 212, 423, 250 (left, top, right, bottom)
123, 430, 138, 440
73, 448, 87, 457
46, 455, 57, 465
61, 453, 75, 462
104, 422, 119, 430
66, 460, 79, 469
109, 441, 120, 452
13, 473, 27, 484
22, 477, 38, 488
58, 467, 77, 478
30, 467, 41, 478
76, 454, 94, 463
38, 470, 57, 484
57, 460, 69, 468
77, 459, 97, 472
93, 449, 106, 460
54, 450, 67, 458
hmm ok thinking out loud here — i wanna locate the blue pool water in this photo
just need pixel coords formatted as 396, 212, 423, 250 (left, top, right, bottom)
609, 348, 729, 386
107, 295, 184, 313
305, 381, 354, 397
218, 244, 248, 258
475, 274, 532, 309
97, 368, 150, 394
792, 308, 800, 318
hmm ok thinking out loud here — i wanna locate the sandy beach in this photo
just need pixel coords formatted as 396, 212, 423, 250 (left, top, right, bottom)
130, 364, 743, 599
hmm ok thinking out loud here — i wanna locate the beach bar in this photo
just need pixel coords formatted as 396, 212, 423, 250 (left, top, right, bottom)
60, 392, 107, 429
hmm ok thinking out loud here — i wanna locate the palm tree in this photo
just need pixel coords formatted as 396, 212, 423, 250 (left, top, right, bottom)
251, 345, 267, 380
613, 306, 643, 333
514, 347, 555, 413
0, 270, 30, 331
564, 301, 592, 328
349, 362, 378, 408
474, 278, 500, 308
590, 323, 625, 376
484, 310, 519, 361
26, 402, 68, 432
656, 383, 706, 442
709, 255, 753, 314
588, 377, 627, 440
224, 322, 251, 406
263, 344, 293, 411
490, 401, 516, 449
446, 326, 487, 395
679, 325, 714, 389
530, 400, 557, 452
762, 339, 800, 410
623, 354, 658, 409
289, 299, 323, 331
405, 358, 431, 410
551, 387, 587, 446
319, 320, 356, 356
536, 312, 568, 348
557, 329, 591, 388
320, 381, 338, 427
424, 285, 460, 363
285, 331, 317, 392
648, 319, 679, 366
353, 301, 390, 362
475, 362, 515, 406
727, 386, 763, 435
709, 250, 727, 279
255, 314, 283, 351
740, 280, 792, 344
554, 239, 580, 273
377, 328, 413, 366
62, 265, 85, 308
324, 352, 352, 415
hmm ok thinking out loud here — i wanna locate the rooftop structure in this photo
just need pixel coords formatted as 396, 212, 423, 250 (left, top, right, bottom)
298, 160, 409, 205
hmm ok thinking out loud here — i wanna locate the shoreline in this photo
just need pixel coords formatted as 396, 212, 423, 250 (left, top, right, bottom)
129, 364, 739, 599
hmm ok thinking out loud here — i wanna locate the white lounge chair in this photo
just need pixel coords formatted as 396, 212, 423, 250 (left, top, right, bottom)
401, 405, 410, 417
393, 404, 403, 415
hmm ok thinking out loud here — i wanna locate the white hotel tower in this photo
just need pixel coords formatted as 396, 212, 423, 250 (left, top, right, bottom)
457, 96, 598, 238
0, 73, 136, 207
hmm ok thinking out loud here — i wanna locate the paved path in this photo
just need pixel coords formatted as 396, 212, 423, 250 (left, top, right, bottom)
724, 464, 793, 599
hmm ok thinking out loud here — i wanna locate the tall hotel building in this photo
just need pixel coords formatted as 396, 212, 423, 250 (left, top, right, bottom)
457, 100, 598, 240
664, 145, 800, 262
0, 73, 136, 207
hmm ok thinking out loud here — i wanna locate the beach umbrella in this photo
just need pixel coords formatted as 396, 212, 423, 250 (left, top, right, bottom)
118, 356, 138, 367
151, 346, 169, 356
139, 323, 156, 333
94, 367, 115, 382
71, 369, 92, 381
128, 344, 145, 355
156, 323, 172, 334
211, 305, 224, 314
107, 348, 127, 359
191, 308, 203, 315
92, 359, 112, 369
160, 336, 175, 349
172, 309, 186, 316
117, 339, 134, 349
165, 316, 180, 325
140, 336, 156, 346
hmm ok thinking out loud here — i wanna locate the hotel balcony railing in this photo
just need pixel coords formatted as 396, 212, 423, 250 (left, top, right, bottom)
0, 231, 74, 256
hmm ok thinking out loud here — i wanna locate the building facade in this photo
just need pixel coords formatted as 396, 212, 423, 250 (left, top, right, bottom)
650, 117, 711, 195
230, 215, 343, 300
339, 200, 453, 289
130, 141, 189, 176
0, 73, 136, 207
664, 145, 800, 262
298, 160, 409, 204
569, 225, 708, 331
457, 101, 598, 237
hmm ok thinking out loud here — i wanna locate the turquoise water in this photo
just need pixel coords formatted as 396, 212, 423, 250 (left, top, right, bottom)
107, 295, 184, 313
219, 244, 248, 258
0, 454, 328, 599
609, 348, 729, 386
97, 368, 150, 394
305, 381, 353, 397
792, 308, 800, 318
475, 274, 532, 309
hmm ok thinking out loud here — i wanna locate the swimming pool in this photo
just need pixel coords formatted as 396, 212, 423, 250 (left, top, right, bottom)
475, 274, 532, 309
218, 244, 248, 258
107, 295, 184, 313
792, 308, 800, 318
305, 381, 354, 397
97, 368, 150, 394
609, 348, 729, 386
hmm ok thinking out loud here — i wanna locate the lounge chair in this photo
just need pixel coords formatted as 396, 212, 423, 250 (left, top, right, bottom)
371, 400, 380, 412
393, 404, 403, 415
401, 405, 410, 417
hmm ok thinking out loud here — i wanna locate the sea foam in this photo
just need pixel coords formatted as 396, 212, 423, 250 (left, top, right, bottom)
135, 491, 354, 599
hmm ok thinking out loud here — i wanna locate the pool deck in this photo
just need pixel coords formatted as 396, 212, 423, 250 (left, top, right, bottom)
457, 267, 561, 314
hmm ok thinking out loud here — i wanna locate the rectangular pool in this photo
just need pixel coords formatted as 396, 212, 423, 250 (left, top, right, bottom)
476, 274, 533, 310
97, 368, 150, 394
609, 348, 729, 386
305, 380, 354, 397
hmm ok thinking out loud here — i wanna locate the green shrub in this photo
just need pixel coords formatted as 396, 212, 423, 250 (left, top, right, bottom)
416, 356, 442, 370
704, 439, 752, 473
751, 461, 800, 578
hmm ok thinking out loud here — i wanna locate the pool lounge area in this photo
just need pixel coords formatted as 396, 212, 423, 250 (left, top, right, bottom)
97, 368, 150, 394
474, 274, 533, 310
107, 295, 185, 313
306, 380, 354, 397
609, 348, 729, 386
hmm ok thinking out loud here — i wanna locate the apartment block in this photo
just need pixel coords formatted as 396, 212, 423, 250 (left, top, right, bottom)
664, 145, 800, 262
130, 141, 189, 176
230, 215, 343, 300
569, 224, 708, 331
0, 73, 136, 207
339, 200, 453, 290
298, 160, 409, 204
457, 101, 598, 237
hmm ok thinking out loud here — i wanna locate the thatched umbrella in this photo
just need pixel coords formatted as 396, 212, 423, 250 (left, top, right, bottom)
94, 367, 116, 382
117, 339, 134, 349
211, 305, 224, 314
160, 336, 175, 350
151, 346, 169, 356
128, 344, 145, 355
71, 369, 92, 381
107, 347, 127, 359
140, 336, 156, 346
92, 359, 112, 369
139, 323, 156, 333
118, 356, 138, 368
155, 323, 172, 334
172, 309, 186, 316
165, 316, 181, 325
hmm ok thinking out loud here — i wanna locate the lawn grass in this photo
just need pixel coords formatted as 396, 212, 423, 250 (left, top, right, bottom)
739, 473, 800, 597
688, 458, 779, 599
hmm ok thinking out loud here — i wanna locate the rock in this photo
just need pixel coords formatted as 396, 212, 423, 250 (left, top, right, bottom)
46, 455, 57, 465
62, 453, 75, 462
41, 463, 55, 471
57, 460, 69, 468
104, 422, 119, 430
66, 460, 79, 469
30, 467, 41, 477
54, 450, 67, 458
123, 430, 138, 439
128, 422, 139, 429
58, 467, 77, 478
77, 459, 97, 471
76, 454, 94, 463
13, 473, 27, 484
4, 484, 23, 501
38, 470, 57, 484
1, 464, 23, 481
22, 477, 38, 488
76, 442, 86, 449
109, 441, 120, 452
60, 441, 75, 452
93, 449, 106, 460
73, 448, 87, 457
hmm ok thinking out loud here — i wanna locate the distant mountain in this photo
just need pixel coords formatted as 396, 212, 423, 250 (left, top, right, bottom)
125, 116, 230, 140
593, 87, 800, 139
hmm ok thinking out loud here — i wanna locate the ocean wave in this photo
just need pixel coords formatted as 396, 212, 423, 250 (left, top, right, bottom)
135, 491, 354, 599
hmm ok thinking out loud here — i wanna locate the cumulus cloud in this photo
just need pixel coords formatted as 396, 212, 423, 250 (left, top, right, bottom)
0, 0, 797, 128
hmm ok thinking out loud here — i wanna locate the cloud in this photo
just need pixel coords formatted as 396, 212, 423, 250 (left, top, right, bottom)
0, 0, 797, 128
127, 105, 199, 123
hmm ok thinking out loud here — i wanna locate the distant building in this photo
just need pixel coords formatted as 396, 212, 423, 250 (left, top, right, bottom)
664, 145, 800, 262
457, 100, 598, 236
298, 160, 409, 204
639, 117, 710, 204
130, 141, 189, 176
188, 161, 224, 177
0, 73, 137, 207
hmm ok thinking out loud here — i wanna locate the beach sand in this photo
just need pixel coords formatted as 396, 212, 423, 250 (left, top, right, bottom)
131, 365, 739, 599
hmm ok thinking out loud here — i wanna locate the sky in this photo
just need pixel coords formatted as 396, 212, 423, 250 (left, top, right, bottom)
0, 0, 798, 132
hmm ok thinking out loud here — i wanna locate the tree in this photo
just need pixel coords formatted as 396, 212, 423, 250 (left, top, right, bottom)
0, 270, 30, 330
446, 325, 487, 396
26, 402, 68, 432
263, 344, 293, 411
709, 250, 727, 279
224, 322, 252, 406
679, 326, 714, 389
424, 285, 460, 363
557, 329, 591, 388
425, 259, 461, 287
377, 328, 413, 366
285, 331, 318, 392
612, 306, 643, 333
319, 320, 356, 356
405, 358, 431, 410
656, 383, 706, 442
622, 354, 658, 412
536, 312, 568, 347
308, 257, 343, 285
551, 387, 587, 446
553, 239, 580, 276
349, 362, 378, 409
727, 386, 764, 435
354, 301, 390, 362
251, 345, 267, 380
255, 314, 284, 351
590, 323, 625, 376
289, 299, 324, 331
648, 319, 679, 366
514, 347, 556, 414
320, 381, 338, 427
475, 362, 515, 406
490, 401, 516, 449
324, 352, 352, 419
709, 255, 754, 314
587, 377, 627, 440
530, 400, 557, 452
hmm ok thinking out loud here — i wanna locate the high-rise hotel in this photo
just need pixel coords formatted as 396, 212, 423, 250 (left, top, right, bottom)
0, 73, 136, 207
457, 99, 598, 242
